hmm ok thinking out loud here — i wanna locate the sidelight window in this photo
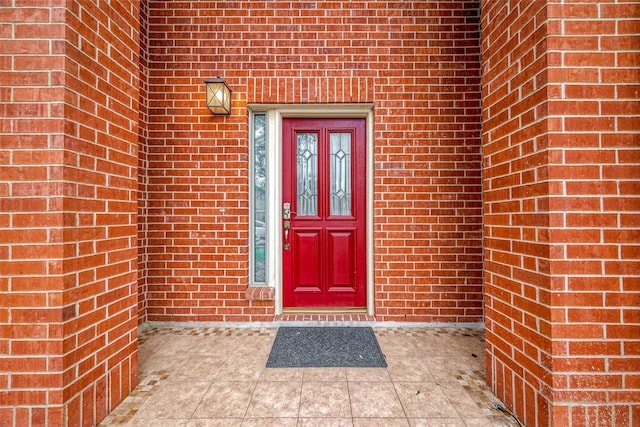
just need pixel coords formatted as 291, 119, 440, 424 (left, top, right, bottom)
251, 113, 267, 284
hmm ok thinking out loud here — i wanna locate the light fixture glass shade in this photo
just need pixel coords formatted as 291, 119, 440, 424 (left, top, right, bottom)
205, 78, 232, 115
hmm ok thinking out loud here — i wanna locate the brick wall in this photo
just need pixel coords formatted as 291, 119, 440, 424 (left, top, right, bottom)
1, 1, 141, 425
2, 0, 636, 425
481, 1, 554, 424
138, 0, 150, 324
145, 0, 484, 323
546, 1, 640, 425
0, 4, 67, 424
482, 0, 640, 425
61, 1, 141, 425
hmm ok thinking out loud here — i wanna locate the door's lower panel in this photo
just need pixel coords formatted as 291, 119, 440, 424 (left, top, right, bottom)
292, 229, 321, 293
327, 228, 356, 292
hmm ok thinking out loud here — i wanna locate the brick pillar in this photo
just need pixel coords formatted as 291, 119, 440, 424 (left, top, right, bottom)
481, 1, 640, 425
138, 0, 150, 324
0, 2, 141, 425
481, 1, 554, 424
1, 5, 68, 424
545, 1, 640, 424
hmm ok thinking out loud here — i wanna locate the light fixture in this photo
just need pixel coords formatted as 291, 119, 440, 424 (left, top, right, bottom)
204, 77, 232, 115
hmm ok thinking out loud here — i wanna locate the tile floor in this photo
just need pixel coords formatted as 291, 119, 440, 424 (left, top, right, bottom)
99, 325, 519, 426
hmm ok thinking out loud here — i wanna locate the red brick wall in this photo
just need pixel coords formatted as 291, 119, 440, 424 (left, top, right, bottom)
546, 1, 640, 425
1, 1, 141, 425
2, 0, 636, 425
61, 1, 141, 425
0, 4, 67, 424
482, 0, 640, 425
138, 0, 150, 324
145, 0, 484, 323
481, 1, 553, 424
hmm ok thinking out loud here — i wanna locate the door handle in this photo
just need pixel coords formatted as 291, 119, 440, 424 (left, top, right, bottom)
283, 220, 290, 251
283, 202, 291, 250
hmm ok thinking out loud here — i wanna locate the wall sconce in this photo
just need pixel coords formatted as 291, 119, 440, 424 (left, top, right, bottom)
204, 77, 232, 115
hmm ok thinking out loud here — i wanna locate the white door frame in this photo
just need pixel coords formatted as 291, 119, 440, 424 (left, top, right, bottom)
249, 103, 375, 315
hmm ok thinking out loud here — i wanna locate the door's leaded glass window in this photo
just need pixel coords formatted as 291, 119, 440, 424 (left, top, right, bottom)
252, 114, 266, 283
296, 133, 318, 216
330, 133, 352, 216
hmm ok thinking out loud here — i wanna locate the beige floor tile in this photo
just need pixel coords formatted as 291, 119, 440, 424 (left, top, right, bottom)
240, 417, 298, 426
452, 337, 485, 357
140, 355, 190, 376
135, 381, 211, 419
245, 381, 302, 418
171, 355, 225, 381
153, 336, 207, 357
192, 382, 256, 418
348, 381, 405, 418
298, 418, 354, 427
462, 418, 516, 426
186, 419, 242, 427
424, 357, 484, 382
98, 395, 148, 425
352, 418, 410, 427
303, 368, 347, 382
299, 382, 351, 418
138, 340, 161, 362
101, 327, 503, 427
408, 419, 465, 427
191, 336, 242, 357
233, 336, 275, 357
345, 367, 390, 382
137, 352, 156, 373
437, 381, 487, 419
215, 358, 265, 381
412, 337, 474, 357
260, 368, 304, 382
138, 333, 164, 349
393, 382, 460, 419
385, 356, 435, 382
375, 336, 424, 357
124, 419, 189, 427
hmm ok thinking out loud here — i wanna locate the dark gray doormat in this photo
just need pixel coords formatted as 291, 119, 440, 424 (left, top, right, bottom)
266, 327, 387, 368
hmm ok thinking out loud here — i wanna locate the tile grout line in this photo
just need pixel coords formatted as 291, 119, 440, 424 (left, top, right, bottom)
243, 356, 267, 423
187, 379, 215, 423
344, 368, 355, 426
295, 376, 303, 424
389, 370, 412, 425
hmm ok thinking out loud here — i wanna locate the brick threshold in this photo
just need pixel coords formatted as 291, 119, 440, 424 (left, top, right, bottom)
273, 313, 376, 323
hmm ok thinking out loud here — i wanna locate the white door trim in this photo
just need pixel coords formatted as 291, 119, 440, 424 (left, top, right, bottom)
249, 104, 375, 315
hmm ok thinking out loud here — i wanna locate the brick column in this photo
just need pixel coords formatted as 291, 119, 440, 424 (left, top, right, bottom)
138, 0, 150, 325
0, 2, 141, 425
481, 1, 640, 425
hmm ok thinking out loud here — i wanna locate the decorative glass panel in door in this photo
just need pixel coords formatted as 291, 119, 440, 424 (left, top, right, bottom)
296, 133, 318, 217
330, 133, 352, 216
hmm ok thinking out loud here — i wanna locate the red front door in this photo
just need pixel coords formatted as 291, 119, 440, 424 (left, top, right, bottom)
282, 118, 366, 308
